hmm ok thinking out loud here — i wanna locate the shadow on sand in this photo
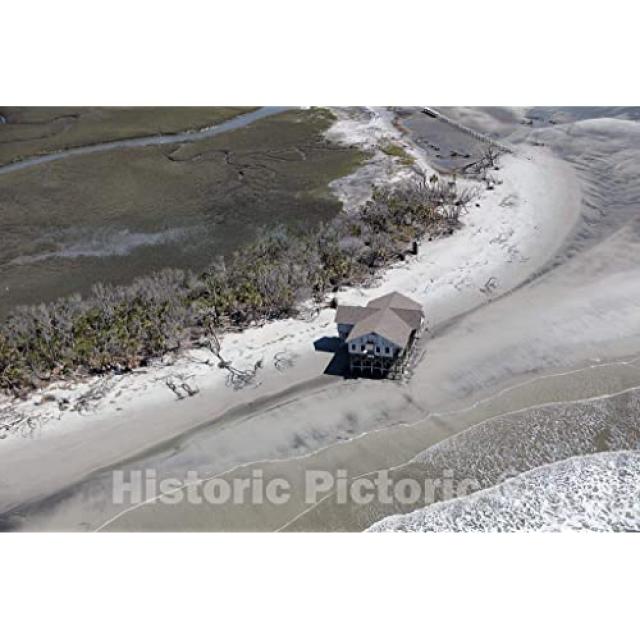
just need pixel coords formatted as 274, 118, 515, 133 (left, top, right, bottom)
313, 336, 351, 378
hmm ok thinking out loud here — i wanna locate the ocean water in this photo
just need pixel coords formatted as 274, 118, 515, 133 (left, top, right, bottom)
369, 450, 640, 532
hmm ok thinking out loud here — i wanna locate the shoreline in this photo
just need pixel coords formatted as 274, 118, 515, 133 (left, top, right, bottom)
0, 108, 582, 522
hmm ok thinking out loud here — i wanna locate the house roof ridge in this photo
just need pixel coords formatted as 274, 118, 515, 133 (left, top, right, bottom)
336, 291, 423, 347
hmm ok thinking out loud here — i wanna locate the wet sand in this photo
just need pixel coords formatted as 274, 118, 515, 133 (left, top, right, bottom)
11, 351, 640, 532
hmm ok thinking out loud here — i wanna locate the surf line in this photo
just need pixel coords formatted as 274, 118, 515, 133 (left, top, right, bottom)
95, 357, 640, 531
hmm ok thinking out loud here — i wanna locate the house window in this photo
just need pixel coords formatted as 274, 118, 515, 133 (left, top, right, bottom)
361, 344, 365, 352
375, 346, 380, 354
350, 343, 355, 351
385, 346, 390, 355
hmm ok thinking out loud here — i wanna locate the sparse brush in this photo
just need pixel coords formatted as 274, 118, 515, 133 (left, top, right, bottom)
0, 176, 473, 397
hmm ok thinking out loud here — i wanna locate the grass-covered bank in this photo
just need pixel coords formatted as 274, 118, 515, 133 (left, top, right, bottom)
0, 109, 367, 315
0, 175, 473, 397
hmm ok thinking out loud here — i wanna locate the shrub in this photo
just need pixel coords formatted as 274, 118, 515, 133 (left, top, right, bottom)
0, 178, 472, 397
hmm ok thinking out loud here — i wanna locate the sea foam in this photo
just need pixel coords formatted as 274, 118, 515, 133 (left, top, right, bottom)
369, 450, 640, 532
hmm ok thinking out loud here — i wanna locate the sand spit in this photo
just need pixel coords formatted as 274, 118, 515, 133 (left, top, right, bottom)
360, 111, 640, 532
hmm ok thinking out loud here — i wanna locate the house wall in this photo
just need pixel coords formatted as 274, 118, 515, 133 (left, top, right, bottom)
346, 332, 401, 359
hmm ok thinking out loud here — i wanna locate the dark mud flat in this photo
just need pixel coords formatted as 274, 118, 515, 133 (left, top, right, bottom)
397, 109, 486, 172
0, 108, 367, 317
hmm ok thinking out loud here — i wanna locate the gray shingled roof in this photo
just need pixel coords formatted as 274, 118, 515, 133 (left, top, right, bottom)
335, 305, 373, 325
335, 291, 424, 348
389, 307, 424, 331
366, 291, 423, 312
347, 308, 413, 347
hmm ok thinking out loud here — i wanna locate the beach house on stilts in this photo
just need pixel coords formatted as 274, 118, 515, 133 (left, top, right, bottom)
335, 292, 424, 378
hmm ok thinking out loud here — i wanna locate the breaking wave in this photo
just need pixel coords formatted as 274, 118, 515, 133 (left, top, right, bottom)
369, 450, 640, 532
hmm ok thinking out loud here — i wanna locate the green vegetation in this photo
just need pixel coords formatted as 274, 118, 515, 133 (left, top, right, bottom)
0, 107, 257, 165
0, 176, 473, 397
381, 142, 415, 166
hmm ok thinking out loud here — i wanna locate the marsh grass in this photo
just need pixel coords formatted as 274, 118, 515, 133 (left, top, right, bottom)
0, 107, 257, 165
381, 142, 415, 166
0, 109, 367, 313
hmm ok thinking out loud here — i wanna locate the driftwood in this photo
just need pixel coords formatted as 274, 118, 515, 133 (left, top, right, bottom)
273, 351, 297, 372
181, 382, 199, 397
165, 374, 200, 400
165, 379, 185, 400
224, 360, 262, 391
72, 376, 121, 415
297, 306, 321, 323
0, 410, 24, 439
499, 194, 517, 208
201, 321, 262, 391
0, 407, 40, 439
479, 276, 499, 295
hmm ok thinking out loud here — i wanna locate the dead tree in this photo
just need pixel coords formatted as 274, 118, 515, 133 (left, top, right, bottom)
482, 145, 500, 169
462, 144, 502, 187
201, 320, 263, 390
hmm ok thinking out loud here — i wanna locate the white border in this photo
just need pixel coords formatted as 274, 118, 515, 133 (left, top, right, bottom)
2, 1, 638, 637
3, 0, 638, 105
1, 534, 638, 639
